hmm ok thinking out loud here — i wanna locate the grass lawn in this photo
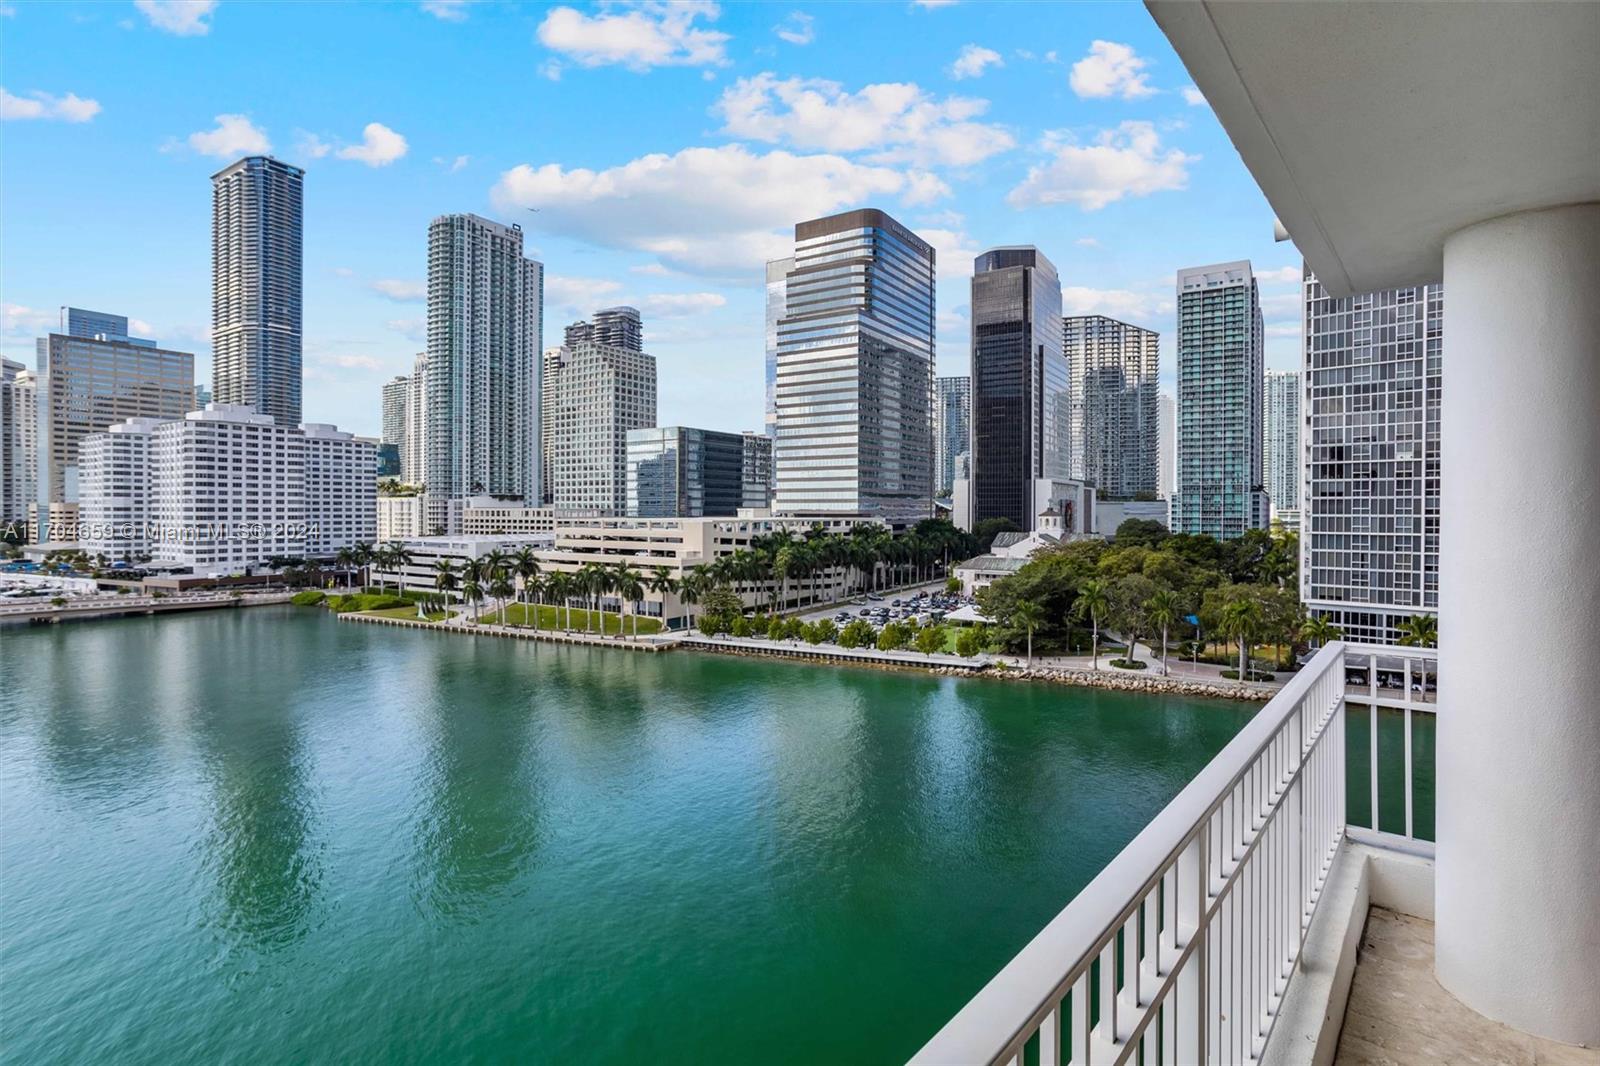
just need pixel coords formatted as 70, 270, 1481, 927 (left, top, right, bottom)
362, 605, 448, 621
476, 602, 664, 636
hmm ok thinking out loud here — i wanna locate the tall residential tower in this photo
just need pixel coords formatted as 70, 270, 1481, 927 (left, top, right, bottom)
1064, 314, 1160, 499
1172, 261, 1268, 539
934, 375, 971, 499
211, 156, 304, 425
1263, 368, 1301, 529
772, 209, 935, 524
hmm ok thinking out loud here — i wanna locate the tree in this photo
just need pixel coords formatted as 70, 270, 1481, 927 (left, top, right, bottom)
699, 586, 743, 634
1074, 578, 1111, 670
353, 541, 374, 590
1110, 574, 1157, 666
945, 576, 962, 595
545, 571, 572, 631
812, 618, 838, 644
1220, 593, 1264, 682
955, 626, 985, 658
1112, 518, 1168, 548
915, 624, 946, 655
677, 570, 704, 631
1145, 588, 1182, 676
1299, 614, 1344, 649
1397, 613, 1437, 693
1010, 599, 1045, 668
512, 547, 541, 607
489, 573, 514, 623
614, 564, 645, 639
461, 577, 484, 622
877, 621, 911, 651
973, 516, 1020, 550
431, 559, 459, 618
839, 619, 874, 649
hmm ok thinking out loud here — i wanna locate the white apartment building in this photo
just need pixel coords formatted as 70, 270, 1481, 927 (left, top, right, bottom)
78, 417, 161, 562
301, 423, 377, 556
1, 360, 37, 533
1064, 315, 1161, 499
404, 352, 426, 485
544, 341, 657, 515
1264, 368, 1302, 530
377, 495, 426, 542
76, 404, 374, 573
459, 500, 558, 536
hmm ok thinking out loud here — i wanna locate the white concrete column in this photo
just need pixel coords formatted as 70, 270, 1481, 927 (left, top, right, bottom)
1436, 202, 1600, 1045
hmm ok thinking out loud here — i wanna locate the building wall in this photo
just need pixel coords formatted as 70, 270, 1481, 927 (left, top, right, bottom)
212, 156, 304, 426
740, 431, 772, 510
1, 361, 37, 533
1064, 314, 1160, 499
970, 247, 1067, 530
78, 418, 159, 562
626, 425, 745, 518
1158, 391, 1176, 499
1172, 261, 1269, 539
377, 495, 427, 541
459, 502, 556, 536
934, 375, 971, 498
764, 257, 795, 439
424, 213, 543, 532
546, 341, 657, 515
381, 374, 409, 477
1264, 368, 1301, 519
773, 208, 934, 524
1302, 268, 1443, 644
302, 423, 377, 556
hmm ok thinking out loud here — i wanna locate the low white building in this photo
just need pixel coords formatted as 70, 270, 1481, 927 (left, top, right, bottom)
953, 505, 1091, 596
459, 499, 558, 536
377, 495, 426, 542
76, 404, 375, 573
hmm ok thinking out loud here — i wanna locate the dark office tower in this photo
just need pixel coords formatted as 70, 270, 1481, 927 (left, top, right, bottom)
773, 208, 935, 524
211, 156, 304, 425
969, 246, 1068, 530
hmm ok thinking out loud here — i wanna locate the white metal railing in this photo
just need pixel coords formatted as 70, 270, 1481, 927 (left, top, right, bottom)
1341, 643, 1439, 849
911, 643, 1356, 1066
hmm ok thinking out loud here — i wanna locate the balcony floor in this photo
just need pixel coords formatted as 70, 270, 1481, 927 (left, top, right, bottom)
1335, 908, 1598, 1065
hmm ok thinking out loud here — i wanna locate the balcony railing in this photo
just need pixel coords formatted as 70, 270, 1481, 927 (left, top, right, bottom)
910, 640, 1439, 1066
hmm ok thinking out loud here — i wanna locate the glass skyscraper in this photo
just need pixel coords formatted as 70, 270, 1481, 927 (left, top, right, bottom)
1064, 314, 1160, 500
969, 246, 1068, 530
772, 209, 935, 524
626, 426, 745, 518
211, 156, 303, 425
1172, 261, 1268, 539
764, 257, 795, 438
934, 375, 971, 498
1302, 268, 1442, 643
1263, 368, 1301, 528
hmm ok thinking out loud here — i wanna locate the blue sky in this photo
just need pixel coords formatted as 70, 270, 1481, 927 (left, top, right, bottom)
0, 0, 1304, 438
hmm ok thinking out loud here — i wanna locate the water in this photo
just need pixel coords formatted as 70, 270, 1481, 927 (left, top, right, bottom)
1, 607, 1255, 1064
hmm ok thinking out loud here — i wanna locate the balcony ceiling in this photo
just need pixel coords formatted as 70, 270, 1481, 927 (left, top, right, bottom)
1147, 1, 1600, 296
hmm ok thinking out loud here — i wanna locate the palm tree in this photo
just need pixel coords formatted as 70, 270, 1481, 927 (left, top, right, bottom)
773, 544, 795, 614
1074, 578, 1111, 670
382, 541, 413, 595
353, 541, 374, 591
1221, 595, 1264, 683
336, 547, 355, 590
677, 570, 704, 631
512, 547, 541, 615
1299, 614, 1343, 649
545, 571, 572, 631
1397, 613, 1437, 694
614, 564, 645, 640
1145, 589, 1182, 676
524, 575, 544, 631
461, 578, 484, 622
1011, 599, 1045, 669
431, 559, 459, 618
647, 566, 676, 629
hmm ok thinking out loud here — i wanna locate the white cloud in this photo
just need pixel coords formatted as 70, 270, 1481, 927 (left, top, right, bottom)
0, 87, 101, 122
913, 0, 957, 8
420, 0, 469, 21
432, 154, 470, 172
1008, 121, 1194, 211
1061, 286, 1164, 321
1255, 265, 1302, 284
294, 131, 331, 159
315, 352, 383, 371
491, 143, 939, 276
714, 73, 1014, 167
134, 0, 217, 36
2, 303, 56, 337
774, 11, 813, 45
630, 263, 671, 276
187, 114, 270, 158
639, 291, 726, 317
1181, 84, 1206, 107
949, 44, 1002, 80
537, 1, 730, 71
539, 60, 563, 81
920, 227, 980, 277
386, 318, 426, 342
1070, 40, 1156, 100
1075, 236, 1101, 248
336, 122, 407, 167
370, 279, 426, 302
546, 275, 625, 318
1264, 322, 1301, 339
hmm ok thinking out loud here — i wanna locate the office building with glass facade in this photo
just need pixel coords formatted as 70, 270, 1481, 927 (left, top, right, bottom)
1172, 261, 1269, 539
1301, 268, 1442, 643
969, 246, 1069, 530
1264, 368, 1301, 529
212, 156, 303, 426
626, 426, 745, 518
772, 209, 935, 525
764, 257, 795, 438
934, 375, 971, 499
1064, 314, 1160, 500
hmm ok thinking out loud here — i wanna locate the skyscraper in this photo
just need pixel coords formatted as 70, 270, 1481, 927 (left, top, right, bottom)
741, 430, 773, 510
211, 156, 304, 425
590, 306, 642, 352
1263, 368, 1301, 528
1302, 268, 1443, 643
1064, 314, 1160, 499
423, 214, 543, 532
934, 375, 971, 499
1172, 261, 1268, 539
626, 426, 745, 518
1159, 391, 1176, 500
1, 360, 37, 533
381, 374, 410, 479
969, 246, 1069, 530
764, 257, 795, 438
404, 352, 426, 485
545, 338, 656, 515
773, 209, 935, 524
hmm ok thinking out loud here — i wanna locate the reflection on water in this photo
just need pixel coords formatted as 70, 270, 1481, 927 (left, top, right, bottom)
0, 607, 1255, 1066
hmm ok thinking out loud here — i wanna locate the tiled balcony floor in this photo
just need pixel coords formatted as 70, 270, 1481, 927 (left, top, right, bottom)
1335, 908, 1598, 1065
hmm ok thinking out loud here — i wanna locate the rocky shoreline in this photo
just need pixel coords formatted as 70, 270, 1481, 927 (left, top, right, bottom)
933, 663, 1275, 701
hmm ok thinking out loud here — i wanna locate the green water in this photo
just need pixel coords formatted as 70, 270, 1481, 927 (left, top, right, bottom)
0, 607, 1255, 1065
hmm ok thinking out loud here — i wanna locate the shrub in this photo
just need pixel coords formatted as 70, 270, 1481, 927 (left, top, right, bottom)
291, 589, 326, 607
812, 618, 838, 644
50, 596, 67, 607
945, 576, 963, 594
1110, 658, 1148, 670
876, 622, 910, 651
731, 616, 752, 638
839, 619, 874, 649
1221, 668, 1275, 682
955, 627, 984, 658
914, 624, 947, 655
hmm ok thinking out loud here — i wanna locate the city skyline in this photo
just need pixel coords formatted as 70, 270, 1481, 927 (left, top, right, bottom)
0, 1, 1306, 440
